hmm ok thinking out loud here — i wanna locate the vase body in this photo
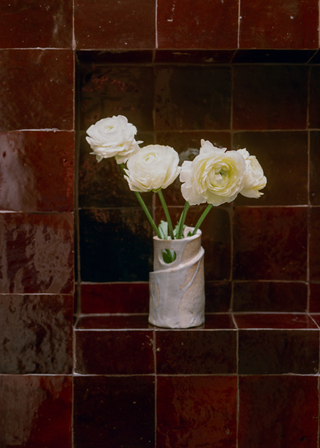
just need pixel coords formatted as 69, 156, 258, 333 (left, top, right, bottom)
148, 227, 205, 328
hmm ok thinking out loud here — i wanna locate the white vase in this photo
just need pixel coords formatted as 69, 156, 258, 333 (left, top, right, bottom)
148, 227, 205, 329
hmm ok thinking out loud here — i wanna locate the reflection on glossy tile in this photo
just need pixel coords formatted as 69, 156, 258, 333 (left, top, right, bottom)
233, 66, 308, 130
0, 295, 73, 374
0, 213, 74, 294
81, 283, 149, 314
0, 376, 72, 448
74, 376, 155, 448
0, 1, 72, 48
0, 50, 73, 131
154, 66, 231, 131
310, 132, 320, 205
79, 208, 153, 282
239, 0, 318, 49
309, 67, 320, 128
238, 376, 318, 448
0, 131, 74, 212
234, 313, 317, 329
310, 207, 320, 281
157, 0, 238, 49
233, 281, 308, 312
233, 207, 308, 280
233, 132, 308, 206
157, 376, 237, 448
75, 0, 155, 49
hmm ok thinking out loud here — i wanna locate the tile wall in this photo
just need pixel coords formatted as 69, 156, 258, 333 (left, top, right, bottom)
0, 0, 320, 447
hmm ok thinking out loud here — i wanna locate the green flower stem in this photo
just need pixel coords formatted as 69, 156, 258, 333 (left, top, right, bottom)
177, 201, 190, 239
192, 204, 213, 235
157, 190, 174, 240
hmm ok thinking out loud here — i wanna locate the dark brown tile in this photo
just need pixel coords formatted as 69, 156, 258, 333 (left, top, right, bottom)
77, 50, 154, 64
205, 281, 232, 312
310, 132, 320, 205
233, 66, 308, 130
0, 295, 73, 374
156, 330, 236, 374
157, 376, 237, 448
233, 132, 308, 206
0, 1, 72, 48
310, 313, 320, 327
74, 376, 155, 448
310, 284, 320, 313
0, 50, 74, 131
155, 66, 232, 131
309, 67, 320, 128
203, 314, 235, 329
81, 283, 149, 314
76, 314, 150, 329
75, 330, 154, 374
233, 281, 308, 312
0, 131, 74, 212
74, 0, 155, 49
155, 50, 235, 64
233, 207, 308, 281
239, 0, 318, 49
79, 208, 153, 282
238, 329, 319, 374
157, 0, 238, 49
0, 375, 72, 448
238, 376, 318, 448
310, 207, 320, 281
232, 49, 317, 63
234, 313, 317, 329
0, 213, 74, 294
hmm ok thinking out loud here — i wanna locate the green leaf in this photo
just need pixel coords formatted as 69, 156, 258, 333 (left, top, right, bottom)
158, 220, 169, 240
162, 249, 176, 264
174, 222, 186, 238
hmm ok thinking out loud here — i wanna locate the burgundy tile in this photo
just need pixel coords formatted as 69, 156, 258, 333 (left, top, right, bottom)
0, 213, 74, 294
310, 313, 320, 327
157, 0, 238, 49
238, 329, 319, 374
234, 313, 317, 329
239, 0, 318, 49
310, 207, 320, 281
76, 315, 150, 329
81, 283, 149, 314
233, 49, 317, 63
156, 330, 236, 374
155, 66, 232, 131
310, 284, 320, 313
157, 376, 237, 448
233, 132, 308, 206
233, 66, 308, 130
238, 376, 318, 448
0, 50, 73, 131
74, 376, 155, 448
74, 0, 155, 49
233, 207, 308, 281
0, 375, 72, 448
0, 1, 72, 48
205, 281, 232, 312
233, 281, 308, 312
310, 132, 320, 205
77, 50, 154, 64
154, 50, 235, 64
0, 295, 73, 374
203, 313, 235, 329
76, 330, 154, 374
79, 208, 153, 282
0, 131, 74, 212
309, 67, 320, 128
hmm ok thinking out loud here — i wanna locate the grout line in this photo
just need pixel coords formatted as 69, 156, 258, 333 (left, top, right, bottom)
237, 0, 241, 49
155, 0, 158, 49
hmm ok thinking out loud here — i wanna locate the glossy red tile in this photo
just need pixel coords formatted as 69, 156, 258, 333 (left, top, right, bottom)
234, 313, 317, 329
0, 50, 73, 131
203, 314, 235, 329
157, 376, 237, 448
205, 281, 232, 312
310, 132, 320, 205
0, 1, 72, 48
76, 314, 150, 329
81, 283, 149, 314
310, 207, 320, 281
239, 0, 318, 49
310, 284, 320, 313
238, 376, 319, 448
233, 281, 308, 312
0, 375, 72, 448
310, 313, 320, 327
74, 376, 155, 448
238, 329, 319, 374
233, 66, 308, 130
75, 330, 154, 374
157, 0, 238, 49
233, 132, 308, 206
0, 213, 74, 294
233, 207, 308, 281
309, 67, 320, 128
74, 0, 155, 49
0, 131, 74, 212
77, 50, 154, 64
0, 295, 73, 374
154, 66, 232, 131
154, 50, 235, 64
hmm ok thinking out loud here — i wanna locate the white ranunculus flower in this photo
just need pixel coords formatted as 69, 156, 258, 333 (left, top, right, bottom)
180, 140, 246, 206
86, 115, 141, 164
124, 145, 181, 192
237, 148, 267, 198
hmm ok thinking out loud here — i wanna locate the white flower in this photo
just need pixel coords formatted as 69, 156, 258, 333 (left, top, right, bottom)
238, 148, 267, 198
86, 115, 141, 164
180, 140, 246, 206
124, 145, 181, 192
